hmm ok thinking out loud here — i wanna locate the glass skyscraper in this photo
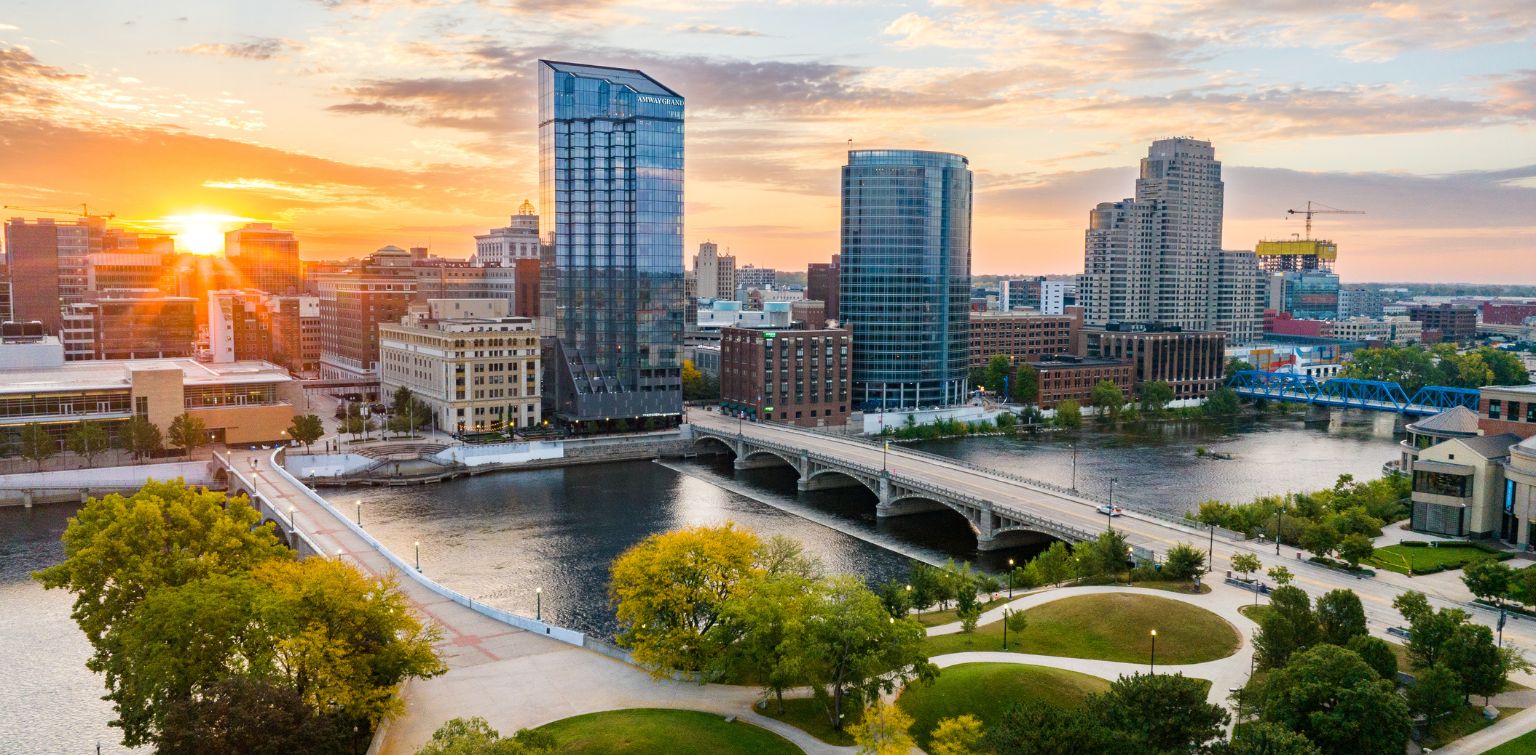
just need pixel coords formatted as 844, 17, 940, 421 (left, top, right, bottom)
538, 60, 685, 426
839, 149, 972, 409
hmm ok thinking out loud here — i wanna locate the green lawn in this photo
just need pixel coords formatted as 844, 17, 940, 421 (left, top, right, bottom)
915, 596, 1014, 627
1420, 705, 1519, 750
1485, 727, 1536, 755
758, 696, 858, 746
1368, 544, 1509, 575
1238, 604, 1271, 624
533, 708, 801, 754
896, 663, 1109, 750
923, 593, 1241, 665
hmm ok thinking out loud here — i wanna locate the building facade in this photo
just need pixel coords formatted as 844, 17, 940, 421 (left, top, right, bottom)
379, 299, 541, 434
1079, 327, 1225, 399
736, 265, 777, 291
693, 241, 737, 301
538, 60, 685, 427
224, 223, 301, 295
807, 255, 841, 321
719, 325, 852, 428
1325, 316, 1423, 345
840, 149, 972, 409
1027, 356, 1135, 410
1214, 250, 1265, 345
1479, 384, 1536, 440
62, 295, 196, 361
968, 310, 1081, 368
1275, 270, 1341, 321
1408, 303, 1478, 343
314, 258, 417, 380
1410, 434, 1521, 538
474, 200, 540, 268
4, 216, 103, 333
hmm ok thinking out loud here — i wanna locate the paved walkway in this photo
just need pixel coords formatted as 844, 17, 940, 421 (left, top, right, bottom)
229, 448, 841, 755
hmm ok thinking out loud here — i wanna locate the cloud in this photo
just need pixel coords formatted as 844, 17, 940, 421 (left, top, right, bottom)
0, 46, 82, 109
671, 24, 767, 38
1490, 69, 1536, 119
180, 37, 300, 61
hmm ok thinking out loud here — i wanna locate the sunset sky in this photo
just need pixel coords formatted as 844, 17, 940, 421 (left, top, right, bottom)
2, 0, 1533, 282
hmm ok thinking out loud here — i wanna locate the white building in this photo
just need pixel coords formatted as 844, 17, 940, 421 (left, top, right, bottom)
696, 300, 794, 330
473, 200, 540, 268
1326, 316, 1423, 345
1039, 280, 1067, 315
378, 299, 541, 434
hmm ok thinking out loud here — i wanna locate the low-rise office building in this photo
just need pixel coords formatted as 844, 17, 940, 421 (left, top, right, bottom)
1504, 435, 1536, 546
1410, 433, 1521, 538
1479, 384, 1536, 440
969, 310, 1081, 368
61, 295, 198, 361
1408, 303, 1478, 343
378, 299, 541, 435
1026, 355, 1134, 409
1078, 327, 1225, 399
1399, 406, 1484, 475
719, 324, 852, 428
1325, 316, 1423, 345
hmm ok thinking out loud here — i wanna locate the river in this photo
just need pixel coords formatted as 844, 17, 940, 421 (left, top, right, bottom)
0, 409, 1403, 751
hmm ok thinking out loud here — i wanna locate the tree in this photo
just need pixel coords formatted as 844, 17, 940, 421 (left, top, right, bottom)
1075, 530, 1130, 580
1406, 663, 1464, 730
124, 415, 164, 460
929, 715, 985, 755
848, 700, 915, 755
1163, 543, 1206, 585
1462, 558, 1515, 607
1402, 603, 1470, 670
1267, 565, 1293, 586
1478, 347, 1530, 385
1300, 523, 1338, 559
1089, 673, 1228, 753
1224, 358, 1255, 381
1089, 380, 1126, 421
1053, 399, 1082, 429
1393, 590, 1432, 625
157, 676, 353, 755
1226, 722, 1321, 755
909, 562, 945, 612
389, 387, 430, 438
1336, 533, 1374, 569
876, 580, 912, 620
724, 569, 818, 713
1315, 589, 1367, 646
167, 413, 209, 459
19, 422, 55, 471
1345, 634, 1399, 681
987, 700, 1131, 755
609, 524, 761, 678
67, 420, 110, 467
1516, 565, 1536, 609
980, 354, 1013, 395
1203, 387, 1242, 417
1254, 586, 1319, 669
286, 414, 325, 454
1004, 609, 1028, 648
414, 717, 555, 755
1443, 623, 1505, 704
797, 575, 935, 730
1032, 541, 1074, 586
1012, 364, 1039, 404
1231, 553, 1262, 582
1256, 644, 1411, 755
1140, 381, 1174, 413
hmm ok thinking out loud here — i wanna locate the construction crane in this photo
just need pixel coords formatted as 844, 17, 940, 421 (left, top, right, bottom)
2, 203, 115, 221
1286, 200, 1362, 239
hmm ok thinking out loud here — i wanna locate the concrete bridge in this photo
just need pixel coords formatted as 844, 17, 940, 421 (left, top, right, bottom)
691, 423, 1102, 551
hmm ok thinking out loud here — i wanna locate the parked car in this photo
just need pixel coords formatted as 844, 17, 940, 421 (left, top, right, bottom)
1096, 504, 1124, 517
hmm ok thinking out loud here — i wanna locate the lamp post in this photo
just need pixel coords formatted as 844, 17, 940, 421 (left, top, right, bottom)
355, 499, 362, 526
1070, 442, 1077, 491
1107, 477, 1118, 533
288, 505, 297, 539
414, 540, 421, 572
1003, 608, 1011, 650
536, 587, 542, 621
1208, 524, 1216, 574
1149, 629, 1157, 673
883, 440, 890, 473
1007, 558, 1015, 598
1275, 507, 1283, 556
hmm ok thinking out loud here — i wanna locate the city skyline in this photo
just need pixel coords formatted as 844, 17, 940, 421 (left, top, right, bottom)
1, 2, 1533, 282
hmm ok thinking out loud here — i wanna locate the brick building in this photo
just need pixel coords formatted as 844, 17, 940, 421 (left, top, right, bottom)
807, 256, 840, 320
1078, 327, 1226, 399
1407, 303, 1477, 343
1026, 355, 1135, 409
719, 325, 852, 428
969, 310, 1081, 368
1479, 384, 1536, 440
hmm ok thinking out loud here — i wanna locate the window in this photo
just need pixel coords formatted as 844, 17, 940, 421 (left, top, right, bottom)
1490, 399, 1502, 420
1414, 470, 1471, 497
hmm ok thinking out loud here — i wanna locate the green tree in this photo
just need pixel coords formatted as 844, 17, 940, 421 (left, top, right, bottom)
980, 354, 1013, 395
125, 415, 164, 460
286, 414, 325, 453
1340, 346, 1442, 393
929, 714, 985, 755
1226, 722, 1321, 755
167, 413, 209, 459
1406, 663, 1464, 730
415, 716, 555, 755
1203, 387, 1242, 417
1267, 565, 1294, 586
1336, 533, 1374, 569
1076, 530, 1130, 580
609, 524, 761, 678
1345, 635, 1399, 681
1393, 590, 1431, 624
797, 575, 935, 730
986, 700, 1131, 755
157, 676, 353, 755
1254, 586, 1319, 669
1443, 623, 1505, 704
1315, 589, 1367, 646
1462, 558, 1515, 607
19, 422, 55, 471
1012, 364, 1039, 404
1032, 541, 1074, 587
1225, 358, 1255, 381
875, 580, 913, 620
1231, 553, 1262, 583
909, 562, 945, 612
724, 569, 817, 713
1163, 543, 1206, 585
848, 700, 915, 755
1089, 380, 1126, 421
1139, 380, 1174, 413
1300, 523, 1338, 559
1089, 672, 1228, 752
1256, 644, 1411, 755
1053, 399, 1082, 429
1004, 609, 1029, 648
1516, 565, 1536, 609
1477, 347, 1530, 385
1399, 598, 1469, 670
67, 420, 111, 467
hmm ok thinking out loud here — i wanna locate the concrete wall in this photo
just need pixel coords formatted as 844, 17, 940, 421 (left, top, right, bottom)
437, 441, 564, 467
862, 405, 1000, 435
0, 461, 216, 506
285, 453, 374, 479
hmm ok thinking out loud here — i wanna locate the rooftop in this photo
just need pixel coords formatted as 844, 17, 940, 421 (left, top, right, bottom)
1484, 383, 1536, 396
1457, 433, 1522, 459
541, 60, 680, 97
0, 358, 291, 396
1406, 406, 1483, 436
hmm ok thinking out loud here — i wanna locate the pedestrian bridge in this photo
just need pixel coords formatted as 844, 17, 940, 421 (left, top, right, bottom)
690, 424, 1102, 551
1226, 370, 1479, 416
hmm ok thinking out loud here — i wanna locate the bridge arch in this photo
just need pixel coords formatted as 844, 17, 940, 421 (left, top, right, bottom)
739, 448, 801, 471
802, 468, 878, 496
689, 435, 736, 457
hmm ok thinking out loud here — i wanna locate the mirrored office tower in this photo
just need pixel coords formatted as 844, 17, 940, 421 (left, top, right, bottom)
839, 150, 972, 410
538, 61, 685, 427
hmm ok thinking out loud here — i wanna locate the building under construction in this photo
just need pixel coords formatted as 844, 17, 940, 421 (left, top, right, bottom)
1254, 238, 1338, 272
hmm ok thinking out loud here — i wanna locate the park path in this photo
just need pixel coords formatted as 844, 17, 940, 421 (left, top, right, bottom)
231, 447, 840, 755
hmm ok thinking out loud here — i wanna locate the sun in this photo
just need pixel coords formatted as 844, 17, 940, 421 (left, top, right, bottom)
165, 213, 246, 255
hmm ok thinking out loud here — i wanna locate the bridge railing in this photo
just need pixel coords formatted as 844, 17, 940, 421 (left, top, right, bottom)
214, 451, 327, 558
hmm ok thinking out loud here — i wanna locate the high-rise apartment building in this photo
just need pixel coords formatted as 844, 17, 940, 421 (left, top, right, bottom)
693, 241, 737, 301
807, 255, 840, 320
1214, 250, 1265, 344
1255, 239, 1336, 273
474, 200, 540, 267
840, 149, 972, 409
538, 60, 685, 427
224, 223, 300, 295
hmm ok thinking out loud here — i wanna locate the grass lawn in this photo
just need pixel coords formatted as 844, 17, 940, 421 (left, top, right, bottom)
896, 663, 1110, 750
923, 593, 1241, 664
1368, 544, 1508, 575
758, 696, 858, 746
915, 596, 1014, 628
1388, 641, 1413, 674
1420, 705, 1518, 750
1238, 604, 1271, 624
1125, 579, 1212, 595
1486, 727, 1536, 755
533, 708, 800, 755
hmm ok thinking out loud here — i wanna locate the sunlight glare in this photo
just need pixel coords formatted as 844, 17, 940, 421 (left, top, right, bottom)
165, 213, 245, 255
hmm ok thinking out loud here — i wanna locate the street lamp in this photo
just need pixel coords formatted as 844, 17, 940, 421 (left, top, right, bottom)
1107, 477, 1118, 533
536, 587, 542, 621
1002, 608, 1011, 650
414, 540, 421, 572
355, 499, 362, 526
1070, 442, 1078, 491
1275, 506, 1283, 556
1149, 629, 1157, 673
1007, 558, 1015, 599
882, 440, 890, 473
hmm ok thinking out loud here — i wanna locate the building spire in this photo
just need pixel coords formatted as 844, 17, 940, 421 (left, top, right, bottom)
517, 198, 535, 216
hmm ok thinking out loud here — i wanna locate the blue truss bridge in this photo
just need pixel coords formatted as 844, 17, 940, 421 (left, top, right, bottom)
1226, 370, 1480, 416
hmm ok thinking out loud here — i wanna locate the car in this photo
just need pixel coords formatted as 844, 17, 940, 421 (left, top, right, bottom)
1096, 504, 1124, 517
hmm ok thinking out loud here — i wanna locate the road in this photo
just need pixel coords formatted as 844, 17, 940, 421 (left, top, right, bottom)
688, 410, 1536, 657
